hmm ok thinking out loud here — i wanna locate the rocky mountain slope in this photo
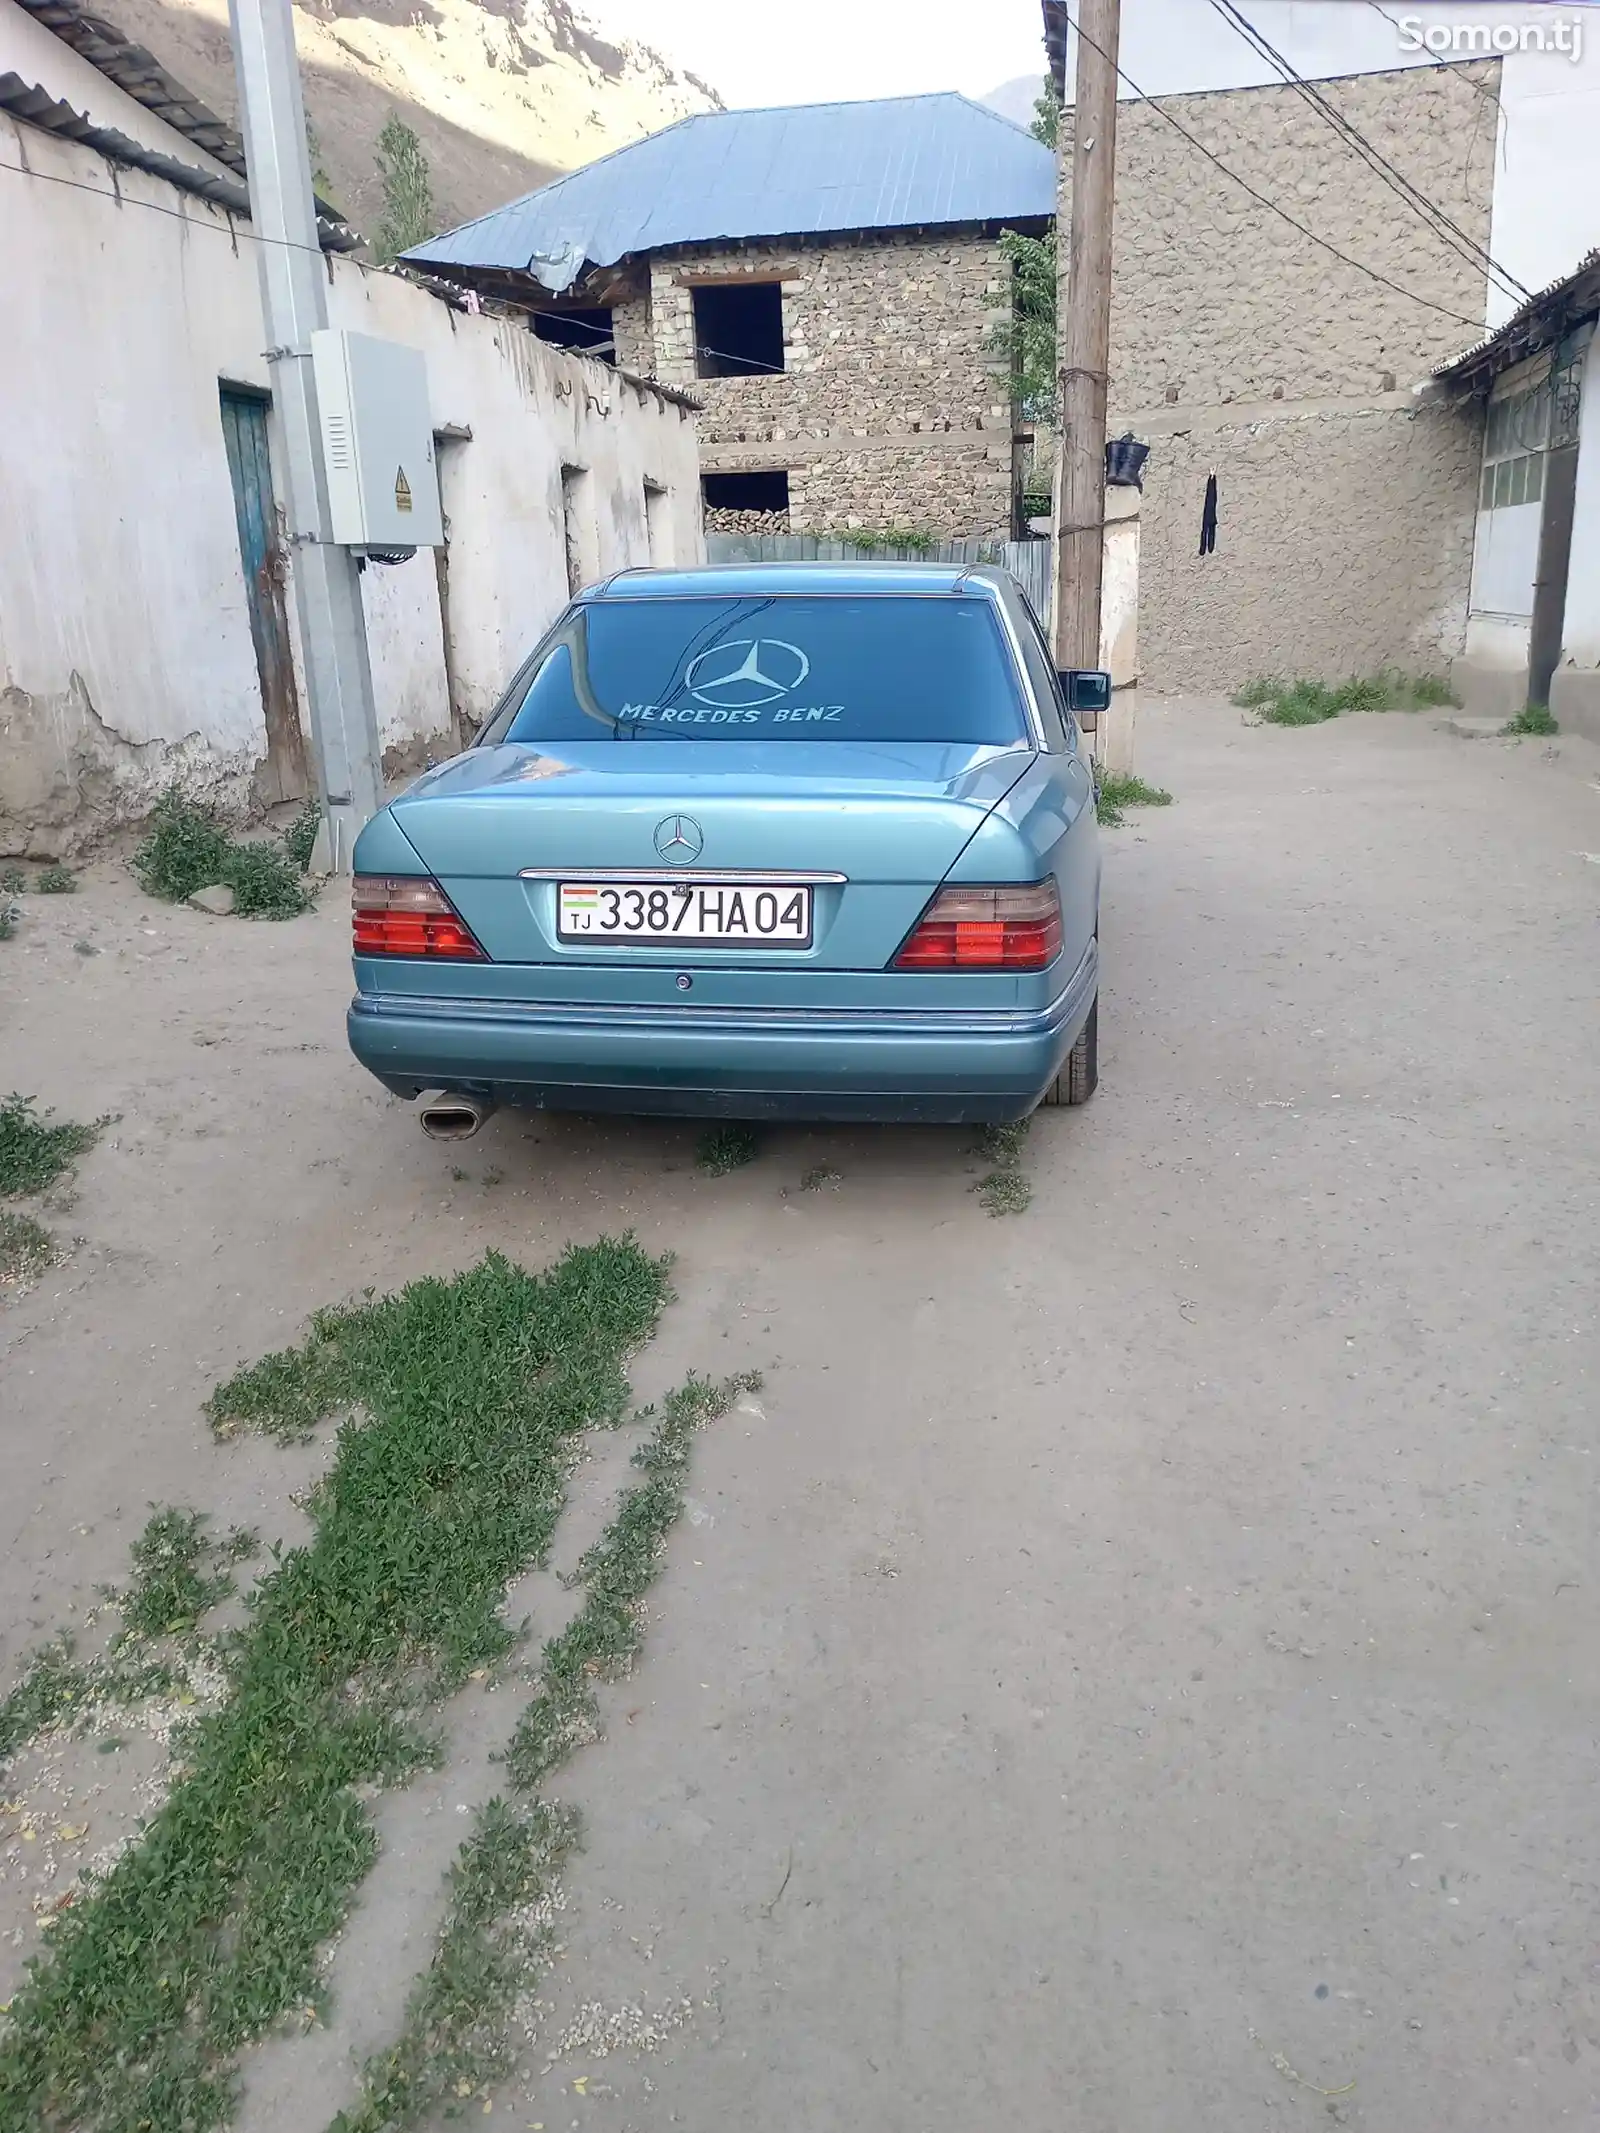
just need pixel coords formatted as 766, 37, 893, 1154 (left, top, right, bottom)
93, 0, 719, 243
982, 74, 1048, 129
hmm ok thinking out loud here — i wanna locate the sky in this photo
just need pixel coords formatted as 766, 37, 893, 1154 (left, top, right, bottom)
585, 0, 1049, 108
585, 1, 1600, 106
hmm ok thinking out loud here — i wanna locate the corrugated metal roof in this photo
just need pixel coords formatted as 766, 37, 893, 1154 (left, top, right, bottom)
1433, 248, 1600, 387
405, 93, 1056, 290
13, 0, 355, 244
15, 0, 244, 172
0, 70, 360, 247
1042, 1, 1070, 95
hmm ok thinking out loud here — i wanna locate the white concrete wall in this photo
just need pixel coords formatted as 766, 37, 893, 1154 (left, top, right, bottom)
0, 39, 702, 854
1558, 329, 1600, 673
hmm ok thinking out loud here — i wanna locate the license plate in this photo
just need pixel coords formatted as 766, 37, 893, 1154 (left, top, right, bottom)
557, 880, 813, 947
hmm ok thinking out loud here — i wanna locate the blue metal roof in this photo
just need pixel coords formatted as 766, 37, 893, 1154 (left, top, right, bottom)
404, 94, 1055, 290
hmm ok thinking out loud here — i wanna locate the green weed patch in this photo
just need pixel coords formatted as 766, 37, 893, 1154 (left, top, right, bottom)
1234, 670, 1459, 725
1096, 771, 1173, 827
0, 1094, 101, 1199
0, 1241, 672, 2132
340, 1369, 756, 2129
132, 788, 317, 919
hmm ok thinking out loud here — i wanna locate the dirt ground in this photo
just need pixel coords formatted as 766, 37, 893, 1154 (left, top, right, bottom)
3, 698, 1599, 2130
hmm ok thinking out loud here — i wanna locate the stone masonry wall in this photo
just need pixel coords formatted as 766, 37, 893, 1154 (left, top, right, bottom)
1058, 60, 1498, 690
638, 233, 1019, 535
610, 287, 653, 375
703, 505, 790, 534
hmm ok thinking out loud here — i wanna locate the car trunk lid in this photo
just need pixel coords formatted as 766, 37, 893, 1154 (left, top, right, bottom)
388, 739, 1031, 974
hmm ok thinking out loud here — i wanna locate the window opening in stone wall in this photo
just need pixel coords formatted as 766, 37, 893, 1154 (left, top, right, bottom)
692, 283, 785, 377
560, 465, 591, 596
644, 480, 670, 564
533, 308, 616, 364
702, 470, 791, 533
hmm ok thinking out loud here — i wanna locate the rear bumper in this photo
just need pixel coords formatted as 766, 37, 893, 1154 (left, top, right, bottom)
348, 942, 1097, 1125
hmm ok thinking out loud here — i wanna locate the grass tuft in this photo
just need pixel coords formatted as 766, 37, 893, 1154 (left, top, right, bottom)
0, 1240, 674, 2133
974, 1118, 1033, 1217
0, 1208, 63, 1290
1231, 675, 1282, 710
696, 1124, 760, 1175
0, 865, 25, 895
36, 864, 77, 894
220, 838, 315, 918
0, 1639, 87, 1765
281, 797, 323, 873
336, 1364, 758, 2129
1097, 771, 1174, 827
330, 1797, 581, 2133
0, 901, 17, 943
506, 1372, 758, 1790
828, 525, 938, 556
1502, 703, 1558, 736
1234, 669, 1460, 724
118, 1507, 257, 1641
0, 1637, 181, 1769
132, 788, 314, 919
1410, 673, 1458, 707
0, 1093, 102, 1199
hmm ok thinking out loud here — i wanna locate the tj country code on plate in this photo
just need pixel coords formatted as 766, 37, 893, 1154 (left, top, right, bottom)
557, 880, 812, 946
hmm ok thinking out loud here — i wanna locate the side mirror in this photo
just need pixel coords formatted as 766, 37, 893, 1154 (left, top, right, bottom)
1060, 668, 1112, 729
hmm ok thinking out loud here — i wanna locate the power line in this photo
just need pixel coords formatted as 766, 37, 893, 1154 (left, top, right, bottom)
695, 343, 787, 375
0, 149, 339, 263
1208, 0, 1529, 307
1056, 4, 1490, 330
1363, 0, 1504, 104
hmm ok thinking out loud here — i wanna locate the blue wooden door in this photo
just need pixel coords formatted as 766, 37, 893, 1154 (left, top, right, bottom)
220, 389, 309, 802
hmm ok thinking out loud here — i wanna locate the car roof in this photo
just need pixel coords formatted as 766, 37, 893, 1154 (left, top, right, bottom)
587, 562, 1014, 601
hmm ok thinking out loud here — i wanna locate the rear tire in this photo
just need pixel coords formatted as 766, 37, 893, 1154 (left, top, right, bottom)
1039, 994, 1098, 1108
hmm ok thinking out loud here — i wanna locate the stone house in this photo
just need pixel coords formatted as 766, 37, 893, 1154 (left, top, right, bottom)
1042, 3, 1503, 693
406, 95, 1057, 538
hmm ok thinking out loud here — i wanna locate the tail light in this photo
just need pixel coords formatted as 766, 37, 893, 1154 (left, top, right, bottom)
894, 880, 1062, 971
353, 875, 485, 960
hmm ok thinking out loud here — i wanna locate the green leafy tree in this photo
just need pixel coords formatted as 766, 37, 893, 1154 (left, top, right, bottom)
987, 227, 1057, 424
1031, 79, 1062, 149
304, 118, 337, 209
372, 112, 435, 263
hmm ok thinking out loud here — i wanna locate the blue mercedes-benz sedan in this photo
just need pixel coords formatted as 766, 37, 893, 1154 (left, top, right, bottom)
347, 563, 1102, 1136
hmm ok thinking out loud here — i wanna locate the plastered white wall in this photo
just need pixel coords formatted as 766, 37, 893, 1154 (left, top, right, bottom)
1557, 329, 1600, 672
0, 77, 702, 852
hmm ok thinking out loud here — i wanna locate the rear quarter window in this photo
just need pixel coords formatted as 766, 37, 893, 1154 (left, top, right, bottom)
484, 594, 1031, 747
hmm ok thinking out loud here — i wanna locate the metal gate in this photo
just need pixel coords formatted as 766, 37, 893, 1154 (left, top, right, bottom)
220, 388, 309, 802
703, 532, 1053, 627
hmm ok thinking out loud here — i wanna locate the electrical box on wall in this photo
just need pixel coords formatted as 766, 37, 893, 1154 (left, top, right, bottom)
311, 330, 444, 551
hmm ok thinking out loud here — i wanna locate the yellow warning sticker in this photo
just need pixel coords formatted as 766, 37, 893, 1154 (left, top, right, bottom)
394, 466, 413, 512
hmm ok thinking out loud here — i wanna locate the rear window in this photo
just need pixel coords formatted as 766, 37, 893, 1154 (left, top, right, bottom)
485, 594, 1027, 746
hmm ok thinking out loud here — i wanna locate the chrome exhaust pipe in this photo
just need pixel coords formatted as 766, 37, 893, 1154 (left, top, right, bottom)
418, 1091, 497, 1142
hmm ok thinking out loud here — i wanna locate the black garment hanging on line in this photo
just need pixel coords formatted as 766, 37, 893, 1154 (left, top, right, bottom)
1199, 472, 1219, 556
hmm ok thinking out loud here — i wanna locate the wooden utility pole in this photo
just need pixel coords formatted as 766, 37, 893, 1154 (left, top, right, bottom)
1053, 0, 1122, 704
